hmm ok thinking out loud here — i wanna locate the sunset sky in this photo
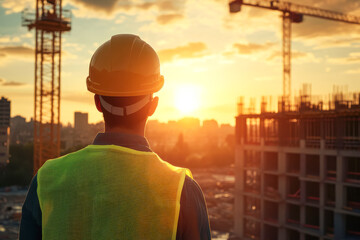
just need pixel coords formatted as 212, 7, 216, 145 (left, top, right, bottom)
1, 0, 360, 126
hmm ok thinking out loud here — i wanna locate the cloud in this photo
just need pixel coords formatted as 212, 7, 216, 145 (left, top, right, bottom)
71, 0, 131, 14
288, 0, 360, 40
2, 81, 26, 86
156, 13, 183, 25
158, 42, 208, 63
70, 0, 184, 14
223, 41, 278, 60
292, 19, 360, 40
0, 45, 34, 65
1, 0, 33, 14
289, 0, 360, 14
312, 37, 360, 49
66, 0, 187, 23
225, 41, 320, 64
0, 36, 21, 44
266, 50, 320, 63
0, 77, 26, 87
327, 52, 360, 64
0, 45, 34, 57
0, 43, 75, 59
232, 42, 276, 55
1, 0, 187, 27
136, 0, 184, 12
0, 45, 76, 63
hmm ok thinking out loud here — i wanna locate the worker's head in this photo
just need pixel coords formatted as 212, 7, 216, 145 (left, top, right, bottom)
86, 34, 164, 130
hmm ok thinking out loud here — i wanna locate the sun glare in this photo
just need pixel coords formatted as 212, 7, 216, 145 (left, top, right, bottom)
174, 85, 201, 115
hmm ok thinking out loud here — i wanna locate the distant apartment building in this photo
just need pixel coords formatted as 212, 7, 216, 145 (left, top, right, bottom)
69, 111, 93, 147
10, 115, 34, 144
234, 94, 360, 240
74, 111, 88, 132
0, 97, 10, 166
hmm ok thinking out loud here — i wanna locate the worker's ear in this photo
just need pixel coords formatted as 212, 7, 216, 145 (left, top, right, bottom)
148, 96, 158, 117
94, 94, 103, 113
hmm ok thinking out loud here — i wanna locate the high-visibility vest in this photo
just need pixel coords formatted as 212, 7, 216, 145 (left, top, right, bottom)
37, 144, 192, 240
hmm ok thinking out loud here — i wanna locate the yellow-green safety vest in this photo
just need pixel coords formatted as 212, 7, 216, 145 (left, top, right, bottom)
37, 144, 192, 240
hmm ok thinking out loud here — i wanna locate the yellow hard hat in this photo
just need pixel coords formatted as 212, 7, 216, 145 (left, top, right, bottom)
86, 34, 164, 97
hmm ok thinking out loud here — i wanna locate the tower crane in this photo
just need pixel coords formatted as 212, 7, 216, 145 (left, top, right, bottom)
22, 0, 71, 173
229, 0, 360, 108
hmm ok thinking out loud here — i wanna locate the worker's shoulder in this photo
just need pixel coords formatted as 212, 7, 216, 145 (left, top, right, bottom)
184, 176, 203, 193
40, 146, 89, 169
41, 145, 157, 171
182, 175, 206, 205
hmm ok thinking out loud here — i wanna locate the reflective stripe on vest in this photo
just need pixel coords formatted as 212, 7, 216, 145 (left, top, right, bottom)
37, 145, 192, 240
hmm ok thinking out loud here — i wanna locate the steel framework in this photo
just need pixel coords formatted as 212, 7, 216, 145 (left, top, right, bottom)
22, 0, 71, 173
229, 0, 360, 107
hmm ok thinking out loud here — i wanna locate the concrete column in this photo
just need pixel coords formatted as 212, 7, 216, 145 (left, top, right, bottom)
319, 150, 325, 236
299, 233, 305, 240
334, 213, 346, 239
278, 149, 286, 240
300, 148, 306, 229
336, 154, 344, 209
234, 142, 244, 237
334, 154, 346, 239
260, 142, 264, 240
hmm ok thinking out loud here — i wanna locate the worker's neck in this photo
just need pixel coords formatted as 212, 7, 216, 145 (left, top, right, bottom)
104, 124, 145, 137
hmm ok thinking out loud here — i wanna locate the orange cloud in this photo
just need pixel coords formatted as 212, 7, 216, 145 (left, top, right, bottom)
328, 52, 360, 64
225, 41, 320, 63
137, 0, 183, 11
293, 19, 360, 39
156, 13, 183, 25
69, 0, 186, 20
312, 37, 360, 49
288, 0, 360, 39
0, 77, 26, 87
266, 50, 320, 63
0, 45, 34, 57
290, 0, 360, 14
71, 0, 131, 13
158, 42, 208, 63
232, 42, 276, 54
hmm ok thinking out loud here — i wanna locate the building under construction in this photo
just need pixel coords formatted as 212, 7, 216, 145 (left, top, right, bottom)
234, 88, 360, 239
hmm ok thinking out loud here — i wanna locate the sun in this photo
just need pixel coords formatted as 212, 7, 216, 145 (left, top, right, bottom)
174, 85, 201, 115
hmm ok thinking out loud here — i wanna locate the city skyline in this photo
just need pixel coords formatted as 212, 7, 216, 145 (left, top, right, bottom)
1, 0, 360, 125
8, 110, 235, 127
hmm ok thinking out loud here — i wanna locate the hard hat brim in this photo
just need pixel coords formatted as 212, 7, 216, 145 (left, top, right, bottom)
87, 75, 164, 97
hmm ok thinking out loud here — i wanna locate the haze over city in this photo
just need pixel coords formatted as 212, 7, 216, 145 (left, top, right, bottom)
1, 0, 360, 125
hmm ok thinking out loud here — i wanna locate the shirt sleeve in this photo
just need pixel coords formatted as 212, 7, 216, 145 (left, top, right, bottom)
19, 174, 42, 240
176, 175, 211, 240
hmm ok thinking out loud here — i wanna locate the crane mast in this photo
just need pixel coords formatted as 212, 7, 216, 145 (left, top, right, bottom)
229, 0, 360, 109
22, 0, 71, 174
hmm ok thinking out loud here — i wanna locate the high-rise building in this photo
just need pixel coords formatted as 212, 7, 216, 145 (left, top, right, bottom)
10, 115, 34, 145
234, 93, 360, 240
74, 112, 88, 133
0, 97, 11, 167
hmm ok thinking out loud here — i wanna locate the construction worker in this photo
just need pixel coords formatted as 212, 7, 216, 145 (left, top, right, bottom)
19, 34, 211, 240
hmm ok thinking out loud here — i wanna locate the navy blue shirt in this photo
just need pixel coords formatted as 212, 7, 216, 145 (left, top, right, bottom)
19, 132, 211, 240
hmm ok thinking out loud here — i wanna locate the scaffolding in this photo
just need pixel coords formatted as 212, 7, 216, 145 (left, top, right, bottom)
234, 89, 360, 239
236, 89, 360, 150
